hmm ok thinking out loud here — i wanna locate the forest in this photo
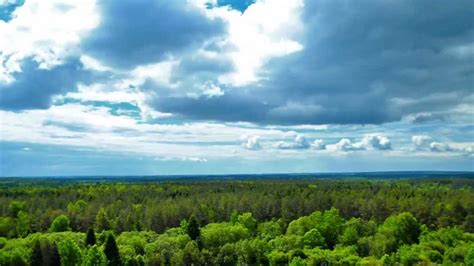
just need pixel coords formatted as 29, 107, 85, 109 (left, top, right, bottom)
0, 178, 473, 265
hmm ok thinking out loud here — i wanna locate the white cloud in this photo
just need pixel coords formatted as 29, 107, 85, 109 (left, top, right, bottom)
326, 138, 364, 152
359, 134, 392, 150
326, 134, 392, 152
241, 135, 262, 150
275, 134, 310, 149
311, 139, 326, 150
0, 0, 99, 82
412, 135, 432, 150
200, 81, 224, 98
211, 0, 304, 86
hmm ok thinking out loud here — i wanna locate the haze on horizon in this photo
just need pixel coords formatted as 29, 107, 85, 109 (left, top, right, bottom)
0, 0, 473, 176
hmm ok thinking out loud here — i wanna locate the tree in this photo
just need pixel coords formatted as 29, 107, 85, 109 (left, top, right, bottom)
86, 227, 97, 246
8, 201, 27, 218
104, 233, 121, 266
58, 239, 82, 266
49, 242, 61, 266
16, 211, 30, 237
30, 241, 42, 266
83, 245, 107, 266
187, 215, 200, 240
95, 208, 111, 232
303, 229, 326, 248
50, 215, 71, 232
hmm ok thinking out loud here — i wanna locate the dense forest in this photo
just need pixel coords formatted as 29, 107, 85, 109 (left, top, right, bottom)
0, 178, 473, 265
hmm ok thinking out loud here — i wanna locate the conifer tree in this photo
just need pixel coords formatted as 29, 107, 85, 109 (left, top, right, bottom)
30, 240, 43, 266
104, 233, 121, 266
86, 227, 97, 246
49, 242, 61, 266
187, 215, 200, 240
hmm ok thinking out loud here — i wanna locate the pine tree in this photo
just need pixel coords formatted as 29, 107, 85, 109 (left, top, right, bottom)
187, 215, 200, 240
30, 240, 43, 266
49, 242, 61, 266
104, 233, 121, 266
86, 227, 97, 246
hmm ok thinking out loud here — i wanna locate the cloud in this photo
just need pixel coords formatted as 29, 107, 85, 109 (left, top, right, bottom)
151, 0, 474, 125
241, 135, 261, 150
311, 139, 326, 150
275, 134, 310, 149
359, 134, 392, 150
412, 135, 432, 150
429, 142, 454, 153
0, 58, 97, 110
408, 113, 445, 124
327, 138, 364, 152
82, 0, 226, 69
327, 134, 392, 152
0, 0, 99, 81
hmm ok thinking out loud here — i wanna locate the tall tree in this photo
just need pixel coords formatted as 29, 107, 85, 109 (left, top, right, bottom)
86, 227, 97, 246
49, 242, 61, 266
187, 215, 200, 241
30, 240, 42, 266
104, 233, 121, 266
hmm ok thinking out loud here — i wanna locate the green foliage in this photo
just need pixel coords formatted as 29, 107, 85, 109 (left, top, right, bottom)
30, 240, 42, 266
303, 229, 325, 248
86, 227, 96, 246
50, 215, 71, 232
58, 239, 82, 266
0, 179, 472, 264
186, 215, 200, 240
83, 245, 107, 266
201, 222, 250, 249
95, 208, 111, 232
104, 233, 121, 266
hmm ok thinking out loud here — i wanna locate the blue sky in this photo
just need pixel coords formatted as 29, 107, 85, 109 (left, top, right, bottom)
0, 0, 473, 176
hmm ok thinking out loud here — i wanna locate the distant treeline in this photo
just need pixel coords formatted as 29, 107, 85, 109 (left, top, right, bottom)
0, 179, 473, 264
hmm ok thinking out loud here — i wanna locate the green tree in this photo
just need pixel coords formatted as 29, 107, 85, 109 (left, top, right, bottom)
86, 227, 97, 246
95, 208, 111, 232
58, 239, 82, 266
83, 245, 107, 266
30, 241, 43, 266
303, 229, 326, 248
8, 201, 27, 218
104, 233, 121, 266
187, 215, 200, 241
50, 215, 71, 232
16, 211, 30, 237
49, 242, 61, 266
465, 246, 474, 265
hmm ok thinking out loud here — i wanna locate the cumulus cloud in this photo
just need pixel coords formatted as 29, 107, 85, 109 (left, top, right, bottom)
241, 135, 262, 150
327, 134, 392, 152
412, 135, 432, 150
429, 142, 453, 152
311, 139, 326, 150
275, 134, 310, 149
360, 134, 392, 150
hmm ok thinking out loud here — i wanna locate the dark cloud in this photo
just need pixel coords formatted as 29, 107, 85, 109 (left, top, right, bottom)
82, 0, 226, 69
152, 0, 474, 125
0, 58, 96, 110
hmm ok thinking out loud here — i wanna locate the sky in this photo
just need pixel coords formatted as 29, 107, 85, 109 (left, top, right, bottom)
0, 0, 473, 176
